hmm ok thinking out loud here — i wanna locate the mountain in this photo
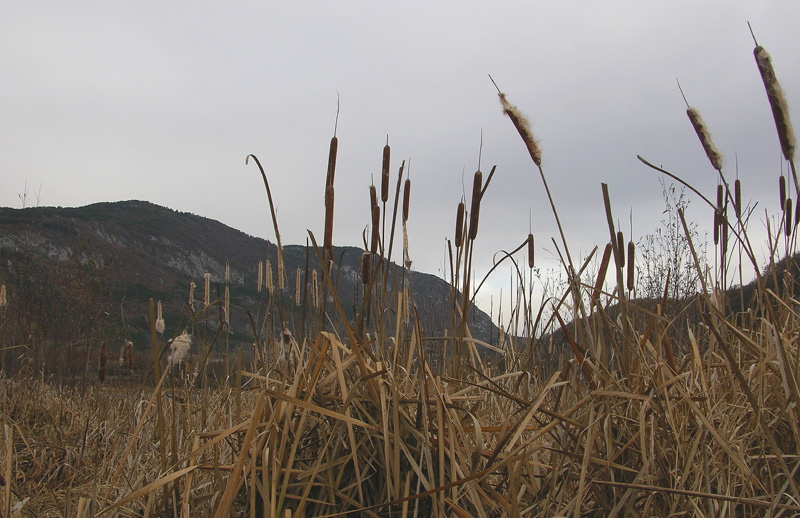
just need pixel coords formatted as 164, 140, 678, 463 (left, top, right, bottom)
0, 201, 497, 359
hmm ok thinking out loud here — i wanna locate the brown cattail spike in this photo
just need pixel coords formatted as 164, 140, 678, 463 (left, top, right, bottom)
795, 197, 800, 228
616, 231, 625, 267
361, 251, 370, 285
455, 202, 465, 248
369, 185, 378, 212
381, 143, 390, 203
324, 184, 335, 260
371, 205, 380, 254
734, 179, 742, 218
687, 107, 723, 171
713, 207, 720, 246
780, 175, 787, 209
786, 198, 793, 237
717, 184, 724, 211
755, 46, 796, 161
527, 234, 535, 268
468, 171, 483, 241
326, 136, 338, 187
626, 241, 635, 291
402, 179, 411, 222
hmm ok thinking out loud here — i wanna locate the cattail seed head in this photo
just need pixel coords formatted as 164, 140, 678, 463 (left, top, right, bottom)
155, 301, 165, 334
402, 178, 411, 222
257, 261, 263, 294
616, 231, 625, 267
735, 179, 742, 218
786, 198, 793, 237
381, 144, 390, 203
312, 269, 319, 309
755, 46, 796, 161
780, 175, 787, 209
203, 273, 211, 307
371, 205, 380, 254
369, 184, 378, 212
687, 107, 723, 171
265, 260, 274, 295
326, 136, 338, 187
277, 254, 285, 291
167, 330, 191, 366
626, 241, 635, 291
713, 207, 720, 246
498, 92, 542, 166
721, 213, 729, 257
527, 233, 535, 269
361, 251, 370, 285
468, 170, 483, 241
126, 340, 134, 373
188, 282, 195, 308
717, 184, 724, 211
224, 286, 230, 322
225, 261, 230, 283
118, 344, 125, 367
324, 184, 335, 260
98, 342, 107, 383
795, 197, 800, 228
455, 202, 465, 248
295, 267, 301, 305
0, 284, 6, 308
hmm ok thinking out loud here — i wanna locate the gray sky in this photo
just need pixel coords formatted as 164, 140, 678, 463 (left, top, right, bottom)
2, 2, 798, 321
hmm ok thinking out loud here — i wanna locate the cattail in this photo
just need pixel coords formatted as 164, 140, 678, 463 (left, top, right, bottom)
754, 46, 796, 161
734, 179, 742, 218
0, 284, 6, 308
403, 222, 412, 269
626, 241, 635, 291
497, 90, 542, 166
295, 267, 301, 305
312, 269, 319, 309
224, 286, 230, 322
277, 254, 285, 291
785, 198, 793, 237
402, 178, 411, 222
455, 202, 465, 248
369, 184, 378, 212
167, 330, 191, 366
361, 251, 370, 285
324, 184, 335, 260
713, 207, 720, 246
381, 142, 390, 203
326, 136, 338, 187
225, 261, 230, 283
468, 170, 483, 241
721, 213, 729, 256
203, 273, 211, 307
371, 205, 380, 254
126, 340, 133, 373
717, 184, 724, 211
265, 260, 274, 295
188, 282, 195, 308
780, 175, 787, 209
118, 344, 125, 367
155, 301, 165, 334
795, 197, 800, 228
616, 231, 625, 267
98, 342, 107, 383
257, 261, 263, 294
527, 233, 535, 268
686, 107, 723, 170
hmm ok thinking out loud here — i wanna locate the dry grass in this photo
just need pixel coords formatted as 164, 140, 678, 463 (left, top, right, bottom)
1, 34, 800, 518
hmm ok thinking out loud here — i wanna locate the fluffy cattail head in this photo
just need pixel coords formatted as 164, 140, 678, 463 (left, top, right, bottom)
402, 179, 411, 222
155, 301, 165, 334
755, 46, 796, 161
455, 202, 465, 248
498, 91, 542, 166
468, 170, 483, 241
98, 342, 107, 383
265, 260, 274, 295
188, 282, 195, 308
167, 330, 191, 366
224, 286, 230, 322
381, 143, 390, 203
686, 107, 723, 171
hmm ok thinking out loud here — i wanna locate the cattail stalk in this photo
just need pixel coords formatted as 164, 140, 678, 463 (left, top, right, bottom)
687, 107, 723, 170
754, 46, 796, 161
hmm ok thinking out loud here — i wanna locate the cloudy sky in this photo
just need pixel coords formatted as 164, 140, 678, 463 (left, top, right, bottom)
2, 2, 798, 319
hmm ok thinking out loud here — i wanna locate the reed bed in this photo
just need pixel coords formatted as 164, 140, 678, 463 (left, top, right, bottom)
1, 32, 799, 517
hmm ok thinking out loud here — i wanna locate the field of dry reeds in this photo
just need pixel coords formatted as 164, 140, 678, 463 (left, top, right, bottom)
1, 33, 799, 517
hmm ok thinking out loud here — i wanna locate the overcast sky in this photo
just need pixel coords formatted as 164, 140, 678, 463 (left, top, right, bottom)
2, 2, 798, 321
